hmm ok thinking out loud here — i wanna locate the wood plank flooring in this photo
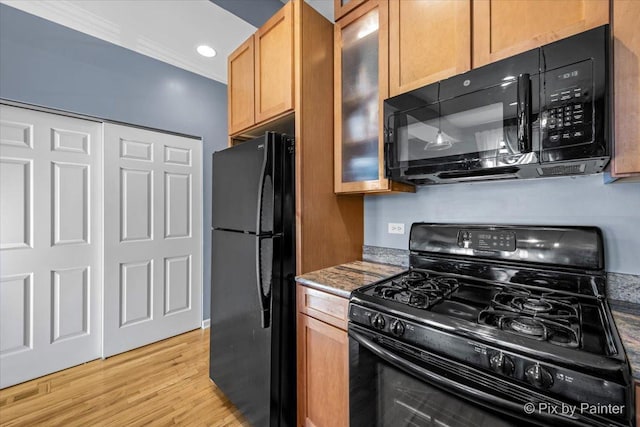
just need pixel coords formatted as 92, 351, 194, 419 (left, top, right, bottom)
0, 329, 249, 426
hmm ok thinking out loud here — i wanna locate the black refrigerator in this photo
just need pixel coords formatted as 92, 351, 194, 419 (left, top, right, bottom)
210, 132, 296, 427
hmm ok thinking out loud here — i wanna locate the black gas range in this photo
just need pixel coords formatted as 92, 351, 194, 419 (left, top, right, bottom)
349, 224, 633, 427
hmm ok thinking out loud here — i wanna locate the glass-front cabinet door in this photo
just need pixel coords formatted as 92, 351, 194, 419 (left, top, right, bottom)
334, 0, 368, 21
334, 0, 413, 194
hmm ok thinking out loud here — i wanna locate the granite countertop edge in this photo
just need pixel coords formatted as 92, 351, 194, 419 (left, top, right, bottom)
295, 277, 352, 299
295, 260, 406, 299
609, 300, 640, 381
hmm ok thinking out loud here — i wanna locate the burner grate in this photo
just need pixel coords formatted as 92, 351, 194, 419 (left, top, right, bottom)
478, 287, 582, 348
372, 270, 460, 309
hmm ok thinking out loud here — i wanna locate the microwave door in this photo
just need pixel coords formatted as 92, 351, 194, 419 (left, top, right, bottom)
441, 83, 521, 162
391, 105, 440, 166
391, 82, 522, 170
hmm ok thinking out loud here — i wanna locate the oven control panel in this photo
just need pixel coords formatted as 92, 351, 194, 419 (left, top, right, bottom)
541, 60, 593, 150
457, 229, 516, 252
348, 303, 628, 417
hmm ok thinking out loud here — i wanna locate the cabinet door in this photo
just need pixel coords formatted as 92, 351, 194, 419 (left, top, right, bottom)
255, 2, 294, 124
636, 382, 639, 427
335, 1, 385, 193
473, 0, 609, 68
334, 0, 368, 21
228, 36, 255, 135
613, 0, 640, 177
388, 0, 471, 97
297, 313, 349, 427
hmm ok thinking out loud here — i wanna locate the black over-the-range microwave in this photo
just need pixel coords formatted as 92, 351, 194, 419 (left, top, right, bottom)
384, 25, 611, 185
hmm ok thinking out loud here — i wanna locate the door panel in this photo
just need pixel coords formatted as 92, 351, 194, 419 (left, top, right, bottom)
473, 0, 609, 68
120, 260, 153, 326
388, 0, 471, 96
120, 168, 152, 241
254, 1, 293, 123
0, 105, 102, 388
164, 255, 191, 315
0, 158, 31, 249
228, 36, 255, 135
297, 312, 349, 427
52, 162, 88, 245
165, 172, 191, 238
51, 266, 89, 342
0, 274, 32, 355
103, 124, 202, 357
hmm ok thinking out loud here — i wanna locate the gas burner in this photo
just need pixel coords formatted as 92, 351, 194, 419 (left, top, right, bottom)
489, 313, 581, 347
514, 297, 553, 313
489, 287, 580, 320
506, 317, 545, 337
403, 270, 428, 284
478, 286, 582, 348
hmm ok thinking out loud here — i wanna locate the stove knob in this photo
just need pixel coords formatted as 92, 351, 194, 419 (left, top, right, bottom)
390, 319, 405, 337
371, 313, 385, 330
489, 352, 515, 376
525, 363, 554, 390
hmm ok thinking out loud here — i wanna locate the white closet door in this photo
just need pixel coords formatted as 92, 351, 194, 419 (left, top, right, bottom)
0, 105, 102, 388
103, 123, 202, 357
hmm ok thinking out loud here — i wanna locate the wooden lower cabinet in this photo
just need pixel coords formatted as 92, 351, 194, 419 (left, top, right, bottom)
636, 382, 639, 427
297, 286, 349, 427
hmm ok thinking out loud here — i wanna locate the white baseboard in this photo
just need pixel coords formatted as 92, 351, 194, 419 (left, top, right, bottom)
201, 318, 211, 329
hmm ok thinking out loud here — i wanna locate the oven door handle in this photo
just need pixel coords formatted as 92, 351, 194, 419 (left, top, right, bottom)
348, 330, 604, 427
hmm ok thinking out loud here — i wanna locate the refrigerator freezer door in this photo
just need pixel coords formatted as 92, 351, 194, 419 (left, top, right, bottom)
210, 229, 273, 426
212, 134, 275, 234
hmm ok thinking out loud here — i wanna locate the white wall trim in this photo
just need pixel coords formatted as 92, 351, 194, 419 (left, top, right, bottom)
202, 318, 211, 329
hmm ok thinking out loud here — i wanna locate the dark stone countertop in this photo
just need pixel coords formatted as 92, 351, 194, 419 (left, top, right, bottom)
610, 300, 640, 381
295, 261, 405, 298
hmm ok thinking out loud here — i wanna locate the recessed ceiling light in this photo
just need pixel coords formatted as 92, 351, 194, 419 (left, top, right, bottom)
197, 45, 217, 58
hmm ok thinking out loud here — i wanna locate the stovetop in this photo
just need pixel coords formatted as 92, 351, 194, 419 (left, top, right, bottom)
354, 264, 612, 356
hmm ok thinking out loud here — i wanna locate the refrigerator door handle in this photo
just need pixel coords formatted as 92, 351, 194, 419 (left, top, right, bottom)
256, 134, 274, 235
256, 235, 278, 328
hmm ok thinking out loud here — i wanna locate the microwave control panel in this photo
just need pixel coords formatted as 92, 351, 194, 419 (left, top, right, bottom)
541, 61, 593, 150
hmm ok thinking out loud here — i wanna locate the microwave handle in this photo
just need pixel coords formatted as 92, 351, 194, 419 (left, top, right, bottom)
517, 73, 532, 153
384, 115, 394, 178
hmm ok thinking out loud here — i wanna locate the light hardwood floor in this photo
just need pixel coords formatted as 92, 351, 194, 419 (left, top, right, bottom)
0, 329, 248, 426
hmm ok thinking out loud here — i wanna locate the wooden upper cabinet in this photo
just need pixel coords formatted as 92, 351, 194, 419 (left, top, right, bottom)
227, 2, 294, 137
228, 36, 255, 135
473, 0, 609, 68
334, 0, 368, 21
255, 1, 294, 124
613, 0, 640, 177
334, 0, 413, 194
388, 0, 471, 97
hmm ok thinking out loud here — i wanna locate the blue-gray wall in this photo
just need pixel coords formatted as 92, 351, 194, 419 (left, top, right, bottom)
0, 4, 227, 320
365, 174, 640, 274
210, 0, 284, 27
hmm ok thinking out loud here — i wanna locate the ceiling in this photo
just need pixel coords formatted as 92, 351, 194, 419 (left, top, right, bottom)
0, 0, 257, 83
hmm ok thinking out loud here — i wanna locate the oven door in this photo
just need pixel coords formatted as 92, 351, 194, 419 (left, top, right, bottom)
385, 75, 538, 184
349, 325, 608, 427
